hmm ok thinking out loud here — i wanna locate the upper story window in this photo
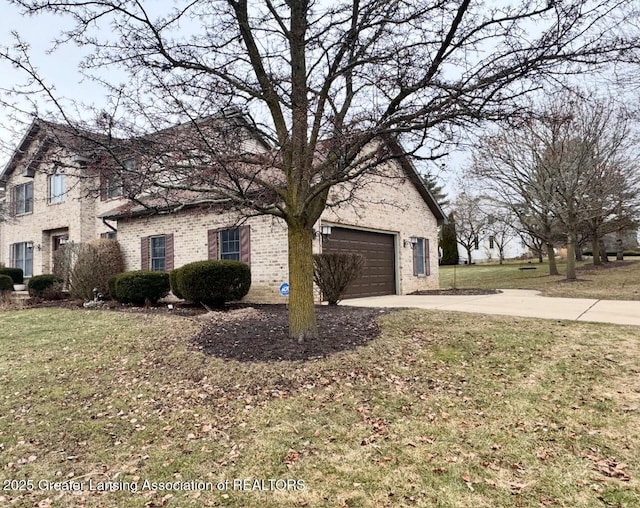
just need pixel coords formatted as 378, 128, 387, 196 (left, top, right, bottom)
13, 182, 33, 215
106, 175, 124, 199
150, 236, 166, 272
220, 228, 240, 261
48, 172, 66, 204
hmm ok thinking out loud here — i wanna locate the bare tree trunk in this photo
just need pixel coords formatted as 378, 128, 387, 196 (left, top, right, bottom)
287, 223, 318, 343
466, 247, 473, 264
566, 232, 577, 280
575, 246, 583, 262
546, 243, 559, 275
616, 230, 624, 261
592, 235, 601, 265
537, 248, 544, 263
599, 239, 609, 263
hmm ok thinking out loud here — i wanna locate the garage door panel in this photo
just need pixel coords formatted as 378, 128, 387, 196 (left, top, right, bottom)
322, 227, 396, 298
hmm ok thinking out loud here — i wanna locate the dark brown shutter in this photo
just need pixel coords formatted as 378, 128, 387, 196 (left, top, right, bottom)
165, 234, 174, 271
425, 239, 430, 276
412, 242, 418, 276
239, 225, 251, 265
207, 229, 219, 260
141, 237, 150, 270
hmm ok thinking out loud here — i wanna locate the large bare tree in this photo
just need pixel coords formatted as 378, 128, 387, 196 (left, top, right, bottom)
3, 0, 640, 339
451, 192, 486, 265
471, 93, 639, 280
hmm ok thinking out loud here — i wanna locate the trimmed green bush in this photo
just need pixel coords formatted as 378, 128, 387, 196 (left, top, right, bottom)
174, 260, 251, 307
0, 274, 14, 292
168, 269, 184, 299
0, 267, 24, 285
28, 274, 64, 299
112, 270, 170, 305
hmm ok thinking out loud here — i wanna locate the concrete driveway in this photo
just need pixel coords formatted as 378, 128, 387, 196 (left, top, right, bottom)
340, 289, 640, 327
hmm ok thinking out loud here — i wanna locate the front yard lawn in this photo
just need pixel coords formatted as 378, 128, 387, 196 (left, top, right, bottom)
1, 308, 639, 507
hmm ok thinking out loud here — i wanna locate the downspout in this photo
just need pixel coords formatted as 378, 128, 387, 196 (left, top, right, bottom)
102, 217, 117, 234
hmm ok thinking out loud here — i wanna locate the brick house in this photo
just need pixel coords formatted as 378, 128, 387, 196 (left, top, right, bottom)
0, 119, 446, 302
0, 121, 129, 278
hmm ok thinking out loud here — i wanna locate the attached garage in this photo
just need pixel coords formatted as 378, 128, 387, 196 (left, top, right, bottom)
321, 226, 396, 298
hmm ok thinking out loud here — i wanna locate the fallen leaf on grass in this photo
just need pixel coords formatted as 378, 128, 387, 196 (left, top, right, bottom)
585, 454, 631, 481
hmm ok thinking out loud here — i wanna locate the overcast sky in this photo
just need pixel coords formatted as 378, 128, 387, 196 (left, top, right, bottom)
0, 2, 114, 163
2, 1, 628, 201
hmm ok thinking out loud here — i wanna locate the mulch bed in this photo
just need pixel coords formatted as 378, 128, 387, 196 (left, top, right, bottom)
192, 305, 394, 362
410, 288, 501, 296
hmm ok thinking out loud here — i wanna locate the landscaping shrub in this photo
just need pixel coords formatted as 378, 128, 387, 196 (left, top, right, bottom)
69, 239, 125, 300
112, 270, 170, 305
174, 260, 251, 307
0, 267, 24, 285
313, 253, 365, 305
0, 274, 14, 292
28, 274, 64, 300
168, 269, 184, 299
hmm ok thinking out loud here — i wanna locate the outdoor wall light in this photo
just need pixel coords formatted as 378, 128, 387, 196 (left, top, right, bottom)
403, 236, 419, 248
313, 225, 333, 240
27, 241, 41, 251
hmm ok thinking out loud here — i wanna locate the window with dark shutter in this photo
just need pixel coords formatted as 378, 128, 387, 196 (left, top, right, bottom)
208, 226, 251, 265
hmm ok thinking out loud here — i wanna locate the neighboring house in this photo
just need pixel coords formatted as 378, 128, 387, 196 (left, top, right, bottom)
0, 118, 446, 302
456, 234, 529, 264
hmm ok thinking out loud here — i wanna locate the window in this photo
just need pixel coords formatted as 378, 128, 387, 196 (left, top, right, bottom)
150, 236, 166, 272
141, 234, 173, 271
474, 235, 479, 250
11, 242, 33, 278
489, 236, 495, 249
106, 175, 124, 199
208, 226, 251, 265
220, 228, 240, 261
101, 231, 117, 240
48, 172, 65, 204
13, 182, 33, 215
413, 237, 430, 276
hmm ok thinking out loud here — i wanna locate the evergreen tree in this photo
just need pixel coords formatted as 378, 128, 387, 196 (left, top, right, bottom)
421, 173, 450, 209
439, 213, 459, 265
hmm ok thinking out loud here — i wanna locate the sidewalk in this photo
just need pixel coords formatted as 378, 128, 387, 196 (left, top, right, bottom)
340, 289, 640, 327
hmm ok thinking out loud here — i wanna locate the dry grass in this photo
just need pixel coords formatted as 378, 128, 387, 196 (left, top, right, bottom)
1, 308, 639, 507
439, 259, 640, 300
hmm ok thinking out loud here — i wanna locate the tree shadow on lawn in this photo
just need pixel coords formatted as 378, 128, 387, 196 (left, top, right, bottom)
192, 304, 395, 362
